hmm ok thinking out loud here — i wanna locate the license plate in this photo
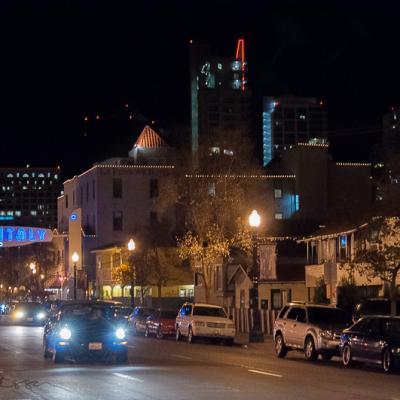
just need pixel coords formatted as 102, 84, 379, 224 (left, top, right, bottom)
88, 342, 102, 350
27, 317, 33, 321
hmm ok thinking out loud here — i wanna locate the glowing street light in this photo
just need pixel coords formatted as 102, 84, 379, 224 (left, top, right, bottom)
72, 252, 79, 300
127, 239, 136, 307
249, 209, 261, 228
29, 262, 36, 270
127, 238, 136, 252
248, 209, 264, 343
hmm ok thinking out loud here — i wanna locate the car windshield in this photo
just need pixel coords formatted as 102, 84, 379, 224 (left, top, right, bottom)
112, 307, 133, 318
382, 318, 400, 337
15, 302, 45, 312
160, 310, 177, 319
137, 308, 154, 317
307, 307, 351, 325
61, 305, 113, 321
193, 306, 227, 318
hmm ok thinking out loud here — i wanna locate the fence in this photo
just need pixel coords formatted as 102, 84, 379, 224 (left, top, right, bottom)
227, 308, 279, 335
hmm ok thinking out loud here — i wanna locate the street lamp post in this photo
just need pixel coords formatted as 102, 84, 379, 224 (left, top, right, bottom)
248, 209, 264, 343
72, 252, 79, 300
127, 239, 136, 308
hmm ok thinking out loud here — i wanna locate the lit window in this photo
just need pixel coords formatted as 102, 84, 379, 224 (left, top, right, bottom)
209, 147, 220, 155
15, 211, 21, 217
54, 174, 58, 179
38, 173, 45, 178
217, 63, 222, 70
6, 211, 13, 216
22, 173, 29, 178
31, 210, 37, 216
274, 189, 282, 199
223, 149, 234, 156
299, 115, 306, 120
295, 194, 300, 211
274, 213, 283, 220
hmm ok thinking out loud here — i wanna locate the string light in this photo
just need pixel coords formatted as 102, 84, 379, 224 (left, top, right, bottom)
185, 174, 296, 179
336, 162, 371, 167
297, 142, 329, 148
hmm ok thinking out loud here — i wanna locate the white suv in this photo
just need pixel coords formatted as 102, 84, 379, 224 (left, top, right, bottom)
175, 303, 236, 345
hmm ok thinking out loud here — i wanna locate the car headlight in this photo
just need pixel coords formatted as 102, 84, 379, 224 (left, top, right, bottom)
59, 327, 72, 340
116, 328, 126, 339
319, 329, 334, 340
15, 311, 24, 319
392, 347, 400, 354
194, 321, 205, 327
36, 312, 46, 319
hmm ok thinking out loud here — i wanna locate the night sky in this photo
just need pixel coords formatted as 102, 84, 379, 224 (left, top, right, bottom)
1, 0, 400, 178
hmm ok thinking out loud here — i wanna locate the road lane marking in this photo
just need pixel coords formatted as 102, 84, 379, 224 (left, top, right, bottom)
172, 354, 193, 360
248, 369, 282, 378
113, 372, 143, 383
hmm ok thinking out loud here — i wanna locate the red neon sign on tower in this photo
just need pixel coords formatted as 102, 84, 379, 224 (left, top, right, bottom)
235, 38, 246, 91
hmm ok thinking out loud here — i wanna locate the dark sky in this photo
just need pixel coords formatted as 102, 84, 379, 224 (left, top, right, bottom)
1, 0, 400, 178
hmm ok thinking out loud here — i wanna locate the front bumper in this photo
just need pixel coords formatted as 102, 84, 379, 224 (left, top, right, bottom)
55, 340, 128, 359
192, 327, 236, 339
317, 337, 341, 355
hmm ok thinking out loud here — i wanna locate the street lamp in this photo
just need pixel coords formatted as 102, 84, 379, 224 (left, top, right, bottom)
127, 239, 136, 307
72, 252, 79, 300
248, 209, 264, 343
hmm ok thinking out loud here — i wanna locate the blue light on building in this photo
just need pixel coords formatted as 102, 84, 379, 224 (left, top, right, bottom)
262, 97, 276, 166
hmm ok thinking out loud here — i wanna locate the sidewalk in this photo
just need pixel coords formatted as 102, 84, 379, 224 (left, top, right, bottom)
235, 333, 273, 348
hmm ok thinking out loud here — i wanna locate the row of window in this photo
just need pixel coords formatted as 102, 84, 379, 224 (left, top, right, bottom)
5, 173, 58, 179
112, 211, 158, 231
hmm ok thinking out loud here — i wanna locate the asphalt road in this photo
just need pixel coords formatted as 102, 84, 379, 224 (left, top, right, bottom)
0, 323, 398, 400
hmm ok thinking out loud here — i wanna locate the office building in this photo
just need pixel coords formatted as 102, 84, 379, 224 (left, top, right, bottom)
0, 166, 61, 228
190, 39, 252, 165
262, 96, 328, 166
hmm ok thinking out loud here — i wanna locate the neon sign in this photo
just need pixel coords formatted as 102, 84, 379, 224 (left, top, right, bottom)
70, 213, 78, 221
0, 226, 53, 248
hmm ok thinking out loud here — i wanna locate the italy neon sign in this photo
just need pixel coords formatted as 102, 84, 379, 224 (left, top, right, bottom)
0, 226, 53, 247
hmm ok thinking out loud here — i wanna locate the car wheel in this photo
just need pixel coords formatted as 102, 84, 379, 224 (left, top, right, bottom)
383, 348, 394, 373
342, 344, 353, 367
156, 328, 164, 340
275, 333, 288, 358
175, 326, 182, 342
321, 354, 333, 361
53, 351, 65, 364
304, 336, 318, 361
187, 327, 195, 344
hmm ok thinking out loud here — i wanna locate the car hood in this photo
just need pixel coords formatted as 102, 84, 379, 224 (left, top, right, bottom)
313, 322, 351, 332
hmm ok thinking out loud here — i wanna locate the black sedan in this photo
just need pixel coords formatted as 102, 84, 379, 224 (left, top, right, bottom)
340, 316, 400, 373
43, 302, 129, 363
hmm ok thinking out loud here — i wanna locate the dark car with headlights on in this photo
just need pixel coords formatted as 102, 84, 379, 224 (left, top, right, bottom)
11, 302, 47, 325
145, 309, 177, 339
340, 316, 400, 373
43, 302, 129, 363
273, 303, 352, 361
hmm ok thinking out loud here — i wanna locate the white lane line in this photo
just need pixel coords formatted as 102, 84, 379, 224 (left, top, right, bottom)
248, 369, 282, 378
172, 354, 193, 360
113, 372, 143, 383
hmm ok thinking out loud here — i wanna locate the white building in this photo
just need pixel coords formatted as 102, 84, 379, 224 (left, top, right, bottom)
57, 126, 178, 299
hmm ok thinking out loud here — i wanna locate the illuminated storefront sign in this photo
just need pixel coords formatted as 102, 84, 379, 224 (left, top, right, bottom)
0, 226, 53, 247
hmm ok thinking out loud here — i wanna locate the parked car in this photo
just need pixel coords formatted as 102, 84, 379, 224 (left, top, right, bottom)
273, 303, 352, 361
129, 306, 155, 335
43, 301, 129, 363
11, 302, 48, 326
353, 298, 400, 321
175, 302, 236, 345
145, 309, 177, 339
340, 315, 400, 373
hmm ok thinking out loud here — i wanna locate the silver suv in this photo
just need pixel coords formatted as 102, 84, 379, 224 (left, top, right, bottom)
273, 303, 351, 361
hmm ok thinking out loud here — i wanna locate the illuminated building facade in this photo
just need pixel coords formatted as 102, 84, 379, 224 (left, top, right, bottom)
0, 167, 61, 228
57, 126, 178, 299
262, 96, 328, 166
190, 39, 252, 165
